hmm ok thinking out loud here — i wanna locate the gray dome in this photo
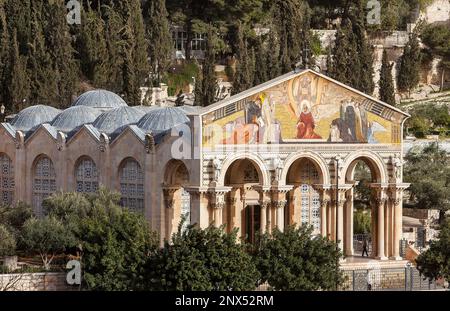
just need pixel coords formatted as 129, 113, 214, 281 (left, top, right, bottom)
51, 106, 102, 132
137, 107, 190, 134
93, 106, 146, 134
72, 89, 127, 110
133, 105, 162, 113
10, 105, 61, 131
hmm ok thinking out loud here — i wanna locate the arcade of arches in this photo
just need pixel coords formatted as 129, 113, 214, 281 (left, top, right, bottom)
162, 154, 408, 261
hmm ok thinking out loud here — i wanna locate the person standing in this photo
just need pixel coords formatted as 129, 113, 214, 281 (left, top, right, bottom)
362, 236, 369, 257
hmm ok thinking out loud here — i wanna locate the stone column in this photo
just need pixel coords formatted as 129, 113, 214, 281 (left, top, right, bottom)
275, 200, 287, 231
389, 185, 408, 260
374, 187, 388, 260
270, 186, 292, 232
163, 187, 178, 240
345, 188, 354, 256
337, 197, 345, 252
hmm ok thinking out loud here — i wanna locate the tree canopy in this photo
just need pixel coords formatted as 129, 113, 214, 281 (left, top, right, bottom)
253, 226, 344, 291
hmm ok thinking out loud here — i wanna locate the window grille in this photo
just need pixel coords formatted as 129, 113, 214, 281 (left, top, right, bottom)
0, 154, 14, 206
75, 157, 99, 194
33, 156, 56, 216
119, 159, 144, 213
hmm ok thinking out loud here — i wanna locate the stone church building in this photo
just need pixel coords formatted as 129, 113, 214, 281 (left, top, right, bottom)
0, 69, 410, 261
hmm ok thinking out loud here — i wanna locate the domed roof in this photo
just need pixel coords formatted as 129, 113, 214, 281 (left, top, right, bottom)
133, 105, 162, 113
137, 107, 190, 134
10, 105, 61, 131
51, 106, 102, 132
93, 106, 146, 134
72, 89, 127, 110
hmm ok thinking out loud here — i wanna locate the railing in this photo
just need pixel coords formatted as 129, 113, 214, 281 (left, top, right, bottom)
353, 234, 373, 257
340, 266, 443, 291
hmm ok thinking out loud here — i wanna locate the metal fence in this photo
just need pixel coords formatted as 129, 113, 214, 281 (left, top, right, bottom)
341, 266, 443, 291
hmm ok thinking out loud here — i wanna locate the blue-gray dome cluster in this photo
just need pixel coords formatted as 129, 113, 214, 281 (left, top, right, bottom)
4, 89, 198, 143
72, 89, 127, 110
52, 106, 102, 132
93, 106, 146, 135
10, 105, 61, 132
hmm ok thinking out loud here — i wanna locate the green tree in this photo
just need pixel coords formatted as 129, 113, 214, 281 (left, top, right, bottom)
21, 216, 76, 270
379, 50, 396, 106
43, 189, 159, 290
416, 219, 450, 281
266, 29, 281, 80
78, 5, 110, 88
254, 226, 344, 291
0, 224, 16, 257
404, 142, 450, 223
146, 224, 260, 291
398, 33, 422, 97
196, 28, 218, 107
0, 0, 10, 109
0, 202, 33, 237
7, 30, 30, 112
253, 37, 268, 85
232, 23, 253, 95
354, 209, 371, 234
271, 0, 312, 73
144, 0, 172, 85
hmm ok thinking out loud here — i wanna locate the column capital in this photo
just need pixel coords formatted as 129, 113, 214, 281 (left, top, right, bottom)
320, 199, 330, 208
273, 200, 287, 209
259, 200, 271, 209
162, 186, 180, 209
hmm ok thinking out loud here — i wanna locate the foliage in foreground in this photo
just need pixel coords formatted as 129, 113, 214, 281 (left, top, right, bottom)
146, 224, 260, 291
416, 219, 450, 281
43, 189, 159, 290
253, 225, 344, 291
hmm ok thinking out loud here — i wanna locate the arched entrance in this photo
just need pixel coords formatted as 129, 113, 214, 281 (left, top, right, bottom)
163, 160, 190, 239
285, 158, 324, 235
343, 155, 387, 259
224, 158, 264, 243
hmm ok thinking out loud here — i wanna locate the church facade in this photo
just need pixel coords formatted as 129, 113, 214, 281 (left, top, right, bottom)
0, 69, 410, 260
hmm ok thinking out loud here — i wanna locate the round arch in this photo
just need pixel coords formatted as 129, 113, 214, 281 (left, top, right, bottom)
280, 152, 331, 186
218, 153, 270, 186
74, 155, 99, 193
163, 159, 191, 186
340, 151, 387, 184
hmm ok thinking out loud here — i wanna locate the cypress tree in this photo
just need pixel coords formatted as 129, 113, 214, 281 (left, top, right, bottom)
350, 1, 375, 94
78, 5, 109, 88
379, 50, 396, 106
398, 33, 421, 98
0, 0, 9, 108
328, 21, 355, 86
272, 0, 312, 73
197, 28, 217, 107
8, 30, 30, 112
27, 3, 58, 106
232, 23, 252, 95
253, 37, 267, 86
103, 5, 124, 93
45, 0, 79, 107
266, 29, 280, 80
144, 0, 172, 86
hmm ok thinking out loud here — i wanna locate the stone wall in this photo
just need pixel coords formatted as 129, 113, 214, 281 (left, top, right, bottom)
0, 272, 78, 291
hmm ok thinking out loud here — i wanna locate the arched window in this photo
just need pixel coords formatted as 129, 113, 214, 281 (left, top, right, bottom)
75, 157, 98, 193
33, 156, 56, 216
0, 154, 14, 206
119, 158, 144, 213
299, 161, 321, 233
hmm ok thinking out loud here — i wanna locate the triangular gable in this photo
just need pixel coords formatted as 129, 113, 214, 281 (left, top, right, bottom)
110, 125, 145, 147
201, 69, 410, 147
200, 69, 409, 118
24, 124, 58, 145
66, 124, 101, 146
1, 123, 16, 139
